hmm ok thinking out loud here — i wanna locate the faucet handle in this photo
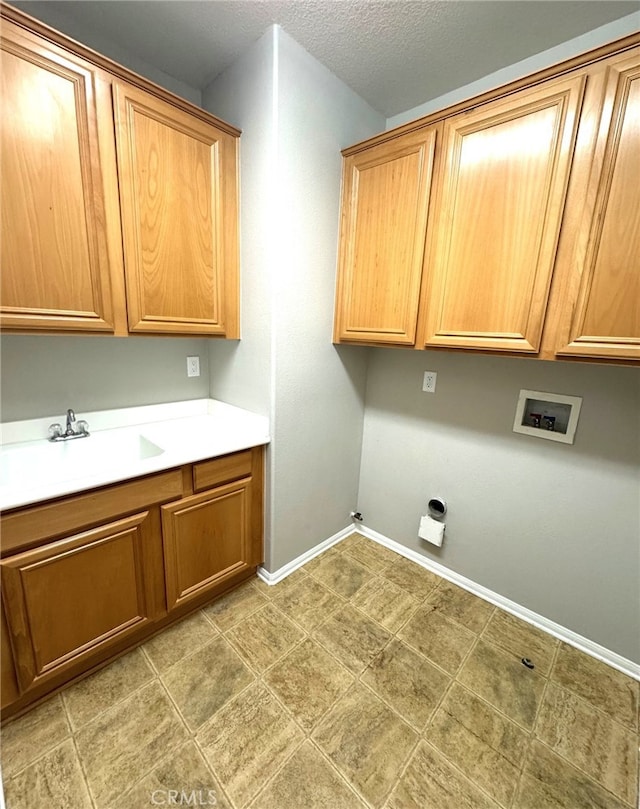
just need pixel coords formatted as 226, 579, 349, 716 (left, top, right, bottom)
48, 423, 63, 440
76, 420, 90, 435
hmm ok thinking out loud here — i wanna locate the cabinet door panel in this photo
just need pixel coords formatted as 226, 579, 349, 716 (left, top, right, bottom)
1, 603, 19, 707
421, 75, 585, 352
161, 479, 253, 610
1, 512, 157, 691
0, 23, 115, 332
556, 51, 640, 360
114, 83, 238, 335
334, 129, 437, 344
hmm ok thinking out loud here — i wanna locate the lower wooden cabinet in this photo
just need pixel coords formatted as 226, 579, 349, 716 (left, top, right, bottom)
162, 477, 257, 610
0, 445, 264, 719
1, 512, 159, 692
1, 603, 19, 711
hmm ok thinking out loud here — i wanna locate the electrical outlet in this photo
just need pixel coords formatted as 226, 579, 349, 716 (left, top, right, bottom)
187, 356, 200, 377
422, 371, 437, 393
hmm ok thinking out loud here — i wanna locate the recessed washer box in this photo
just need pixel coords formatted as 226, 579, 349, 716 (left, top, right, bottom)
513, 389, 582, 444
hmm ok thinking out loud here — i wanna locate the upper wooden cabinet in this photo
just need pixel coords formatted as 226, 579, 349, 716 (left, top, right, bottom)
0, 6, 240, 337
333, 35, 640, 364
419, 75, 585, 353
553, 49, 640, 361
333, 128, 438, 345
114, 83, 238, 336
0, 21, 117, 332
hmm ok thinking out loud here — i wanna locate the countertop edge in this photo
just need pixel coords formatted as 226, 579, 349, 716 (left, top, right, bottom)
1, 399, 270, 512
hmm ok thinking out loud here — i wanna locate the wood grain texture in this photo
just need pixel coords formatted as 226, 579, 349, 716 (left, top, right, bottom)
554, 47, 640, 360
161, 480, 252, 610
114, 81, 239, 336
1, 566, 257, 723
1, 6, 240, 339
193, 450, 252, 492
0, 20, 115, 332
419, 74, 586, 352
1, 2, 241, 138
1, 512, 159, 691
249, 447, 265, 568
1, 602, 20, 706
0, 447, 263, 716
333, 127, 438, 345
0, 470, 183, 555
343, 33, 640, 157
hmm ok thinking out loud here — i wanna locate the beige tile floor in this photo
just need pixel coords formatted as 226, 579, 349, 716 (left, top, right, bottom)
2, 533, 639, 809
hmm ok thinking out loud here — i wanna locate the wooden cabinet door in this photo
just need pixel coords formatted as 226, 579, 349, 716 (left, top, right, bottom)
161, 478, 257, 610
113, 82, 239, 336
1, 603, 19, 708
1, 512, 158, 691
333, 128, 438, 345
0, 21, 116, 332
419, 75, 585, 353
554, 50, 640, 361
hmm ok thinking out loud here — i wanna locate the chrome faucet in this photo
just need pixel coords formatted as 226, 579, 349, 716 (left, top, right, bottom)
65, 408, 76, 435
48, 409, 90, 442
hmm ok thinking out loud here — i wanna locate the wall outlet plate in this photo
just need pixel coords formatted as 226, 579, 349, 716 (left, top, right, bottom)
422, 371, 437, 393
187, 356, 200, 377
513, 389, 582, 444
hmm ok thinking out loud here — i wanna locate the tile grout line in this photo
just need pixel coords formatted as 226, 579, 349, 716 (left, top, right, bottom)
61, 654, 157, 733
201, 622, 310, 808
429, 611, 551, 809
305, 738, 377, 809
528, 638, 638, 809
414, 603, 547, 809
252, 547, 411, 808
4, 667, 160, 782
58, 691, 99, 809
346, 560, 483, 807
6, 537, 636, 809
69, 736, 100, 809
192, 610, 314, 808
548, 644, 640, 735
154, 671, 199, 739
376, 595, 488, 806
308, 551, 640, 805
1, 696, 73, 781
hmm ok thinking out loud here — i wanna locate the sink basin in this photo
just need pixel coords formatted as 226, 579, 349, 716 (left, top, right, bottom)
0, 430, 165, 490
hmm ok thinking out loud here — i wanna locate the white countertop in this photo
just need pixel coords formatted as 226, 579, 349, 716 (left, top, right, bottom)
0, 399, 270, 511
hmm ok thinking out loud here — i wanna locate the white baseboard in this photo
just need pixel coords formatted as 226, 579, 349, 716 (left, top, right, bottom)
358, 524, 640, 682
256, 524, 354, 586
260, 522, 640, 682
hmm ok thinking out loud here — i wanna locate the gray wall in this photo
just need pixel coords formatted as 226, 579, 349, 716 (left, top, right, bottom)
372, 9, 640, 665
358, 350, 640, 662
1, 5, 209, 423
202, 29, 278, 564
269, 29, 382, 570
202, 29, 276, 420
386, 12, 640, 129
204, 26, 384, 571
1, 336, 210, 421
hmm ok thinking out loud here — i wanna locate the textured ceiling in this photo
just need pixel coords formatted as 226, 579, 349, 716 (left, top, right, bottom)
13, 1, 640, 116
